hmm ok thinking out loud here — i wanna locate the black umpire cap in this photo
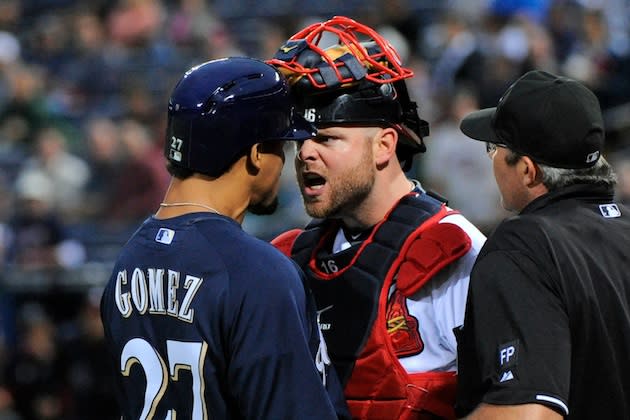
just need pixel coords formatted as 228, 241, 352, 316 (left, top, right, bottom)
459, 70, 605, 169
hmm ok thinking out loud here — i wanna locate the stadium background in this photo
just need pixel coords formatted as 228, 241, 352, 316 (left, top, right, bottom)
0, 0, 628, 418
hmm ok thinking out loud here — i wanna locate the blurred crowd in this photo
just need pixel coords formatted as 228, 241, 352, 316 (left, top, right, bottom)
0, 0, 628, 418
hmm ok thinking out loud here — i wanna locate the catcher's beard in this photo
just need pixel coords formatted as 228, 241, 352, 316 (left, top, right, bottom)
299, 138, 375, 220
248, 196, 279, 216
303, 172, 372, 220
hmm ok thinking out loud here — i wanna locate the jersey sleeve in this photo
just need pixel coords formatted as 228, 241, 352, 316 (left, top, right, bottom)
397, 214, 485, 373
433, 214, 487, 353
223, 250, 340, 419
456, 249, 570, 416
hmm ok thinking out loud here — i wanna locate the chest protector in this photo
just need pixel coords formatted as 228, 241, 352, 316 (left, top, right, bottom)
273, 193, 472, 419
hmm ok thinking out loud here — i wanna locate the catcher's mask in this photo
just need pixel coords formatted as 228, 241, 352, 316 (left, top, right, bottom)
268, 16, 429, 171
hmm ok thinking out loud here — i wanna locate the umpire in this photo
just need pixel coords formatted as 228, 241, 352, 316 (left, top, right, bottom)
454, 70, 630, 419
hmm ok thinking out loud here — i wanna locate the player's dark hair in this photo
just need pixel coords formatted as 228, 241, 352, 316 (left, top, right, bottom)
166, 161, 194, 179
166, 145, 252, 179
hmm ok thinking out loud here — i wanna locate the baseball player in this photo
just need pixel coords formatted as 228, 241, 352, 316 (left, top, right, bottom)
269, 17, 487, 419
100, 57, 349, 419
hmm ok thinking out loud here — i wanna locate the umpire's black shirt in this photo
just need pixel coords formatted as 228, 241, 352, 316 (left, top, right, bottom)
455, 183, 630, 419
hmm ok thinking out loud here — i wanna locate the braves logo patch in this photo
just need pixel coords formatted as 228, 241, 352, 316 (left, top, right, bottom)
386, 290, 423, 357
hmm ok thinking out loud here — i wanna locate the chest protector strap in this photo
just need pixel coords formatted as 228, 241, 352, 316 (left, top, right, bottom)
272, 193, 471, 419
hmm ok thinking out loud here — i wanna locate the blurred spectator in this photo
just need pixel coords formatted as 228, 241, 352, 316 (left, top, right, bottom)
0, 291, 16, 420
107, 0, 165, 48
0, 32, 20, 68
13, 126, 90, 222
0, 64, 51, 154
55, 9, 123, 121
419, 86, 509, 234
121, 81, 161, 126
613, 147, 630, 205
0, 174, 17, 418
81, 117, 124, 222
106, 0, 182, 106
106, 119, 167, 226
427, 12, 485, 104
489, 0, 551, 24
8, 171, 85, 269
377, 23, 411, 63
203, 19, 246, 59
20, 12, 73, 78
546, 1, 582, 62
168, 0, 218, 55
562, 7, 630, 110
376, 0, 424, 56
58, 287, 117, 420
0, 172, 15, 266
4, 303, 64, 420
257, 18, 292, 60
0, 0, 21, 33
518, 16, 559, 72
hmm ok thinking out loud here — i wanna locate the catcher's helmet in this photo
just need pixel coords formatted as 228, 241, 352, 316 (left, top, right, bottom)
268, 16, 429, 170
165, 57, 316, 177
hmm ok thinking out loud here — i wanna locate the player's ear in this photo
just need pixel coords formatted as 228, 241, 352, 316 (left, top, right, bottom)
247, 143, 262, 174
245, 144, 262, 174
246, 142, 284, 175
373, 127, 397, 167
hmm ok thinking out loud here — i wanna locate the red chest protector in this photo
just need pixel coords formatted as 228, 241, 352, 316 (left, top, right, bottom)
272, 193, 472, 419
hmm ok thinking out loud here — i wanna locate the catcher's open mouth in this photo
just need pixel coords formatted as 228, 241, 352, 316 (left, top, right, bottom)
303, 173, 326, 189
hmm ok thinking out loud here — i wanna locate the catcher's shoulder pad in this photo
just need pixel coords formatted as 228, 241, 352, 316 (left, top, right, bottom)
271, 229, 303, 257
397, 222, 472, 297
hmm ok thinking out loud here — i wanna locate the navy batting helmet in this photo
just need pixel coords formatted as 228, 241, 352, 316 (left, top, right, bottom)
165, 57, 316, 177
268, 16, 429, 171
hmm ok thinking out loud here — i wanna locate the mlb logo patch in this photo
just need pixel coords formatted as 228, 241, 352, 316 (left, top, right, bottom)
155, 228, 175, 244
169, 149, 182, 162
599, 204, 621, 218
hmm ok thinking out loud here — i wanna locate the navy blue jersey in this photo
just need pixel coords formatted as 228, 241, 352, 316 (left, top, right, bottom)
101, 212, 343, 419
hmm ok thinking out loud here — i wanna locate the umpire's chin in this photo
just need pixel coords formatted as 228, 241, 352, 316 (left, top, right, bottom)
248, 197, 279, 216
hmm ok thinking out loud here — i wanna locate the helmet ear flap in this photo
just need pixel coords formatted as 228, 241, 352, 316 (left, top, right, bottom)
391, 79, 428, 157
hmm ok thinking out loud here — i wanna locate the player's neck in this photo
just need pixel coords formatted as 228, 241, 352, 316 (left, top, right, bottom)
156, 175, 248, 223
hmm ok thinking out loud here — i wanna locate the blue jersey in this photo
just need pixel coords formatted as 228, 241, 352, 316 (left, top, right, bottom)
100, 212, 345, 419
